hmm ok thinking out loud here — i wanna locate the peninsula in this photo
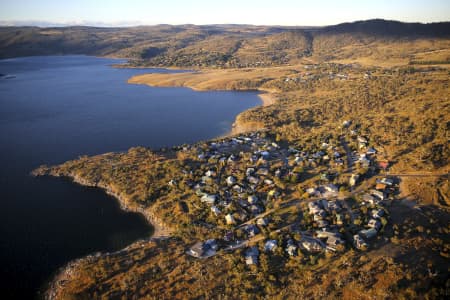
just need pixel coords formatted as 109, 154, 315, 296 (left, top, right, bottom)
13, 19, 450, 299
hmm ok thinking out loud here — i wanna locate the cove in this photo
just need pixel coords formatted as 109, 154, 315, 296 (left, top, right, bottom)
0, 55, 261, 299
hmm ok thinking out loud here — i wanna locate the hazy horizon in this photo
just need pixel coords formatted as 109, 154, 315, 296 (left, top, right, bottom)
1, 0, 449, 27
1, 18, 450, 29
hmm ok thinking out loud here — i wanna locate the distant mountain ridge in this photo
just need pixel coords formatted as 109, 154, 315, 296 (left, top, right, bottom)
321, 19, 450, 37
0, 19, 449, 66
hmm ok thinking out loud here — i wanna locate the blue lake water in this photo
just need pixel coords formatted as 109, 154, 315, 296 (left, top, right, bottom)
0, 55, 261, 298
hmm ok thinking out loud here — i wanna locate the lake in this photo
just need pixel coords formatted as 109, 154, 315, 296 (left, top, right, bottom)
0, 55, 261, 299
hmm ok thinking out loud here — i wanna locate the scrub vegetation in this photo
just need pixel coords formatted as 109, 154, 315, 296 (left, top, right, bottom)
20, 19, 450, 299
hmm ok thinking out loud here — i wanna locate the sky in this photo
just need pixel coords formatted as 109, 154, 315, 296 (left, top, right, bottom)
0, 0, 449, 27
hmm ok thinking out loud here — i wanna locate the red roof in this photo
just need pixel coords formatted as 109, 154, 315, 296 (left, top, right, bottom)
378, 161, 389, 169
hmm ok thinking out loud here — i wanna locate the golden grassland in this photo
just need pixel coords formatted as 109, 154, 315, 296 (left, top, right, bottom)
44, 200, 450, 299
129, 63, 449, 175
36, 57, 450, 299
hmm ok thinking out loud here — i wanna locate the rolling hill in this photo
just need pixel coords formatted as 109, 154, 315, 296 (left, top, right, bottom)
1, 19, 449, 67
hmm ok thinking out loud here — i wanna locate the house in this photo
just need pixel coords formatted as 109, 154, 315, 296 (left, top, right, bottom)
349, 174, 359, 187
336, 213, 344, 225
357, 136, 368, 144
260, 151, 270, 160
378, 161, 389, 170
316, 230, 341, 239
360, 156, 371, 167
327, 200, 341, 212
353, 234, 368, 250
245, 246, 259, 265
324, 184, 338, 193
201, 194, 217, 205
232, 184, 244, 193
202, 176, 213, 184
320, 199, 329, 211
250, 205, 263, 215
362, 194, 378, 205
205, 239, 218, 251
317, 220, 329, 228
205, 170, 216, 177
246, 167, 255, 176
313, 151, 325, 159
257, 217, 269, 226
334, 158, 344, 166
302, 238, 324, 252
226, 176, 237, 186
249, 155, 258, 163
244, 224, 260, 237
248, 195, 258, 204
223, 231, 234, 242
366, 147, 377, 155
256, 168, 269, 176
211, 206, 221, 216
326, 235, 345, 252
225, 214, 236, 225
306, 187, 317, 196
313, 210, 326, 221
228, 154, 237, 162
371, 209, 384, 219
379, 178, 394, 186
286, 240, 298, 256
267, 189, 279, 200
187, 239, 218, 258
370, 189, 385, 200
375, 183, 387, 191
264, 179, 274, 186
238, 199, 249, 209
264, 240, 278, 252
368, 219, 381, 230
359, 228, 378, 239
247, 176, 259, 185
188, 242, 205, 258
294, 156, 303, 164
308, 201, 322, 214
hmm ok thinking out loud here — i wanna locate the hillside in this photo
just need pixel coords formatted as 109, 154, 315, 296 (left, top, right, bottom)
1, 20, 450, 67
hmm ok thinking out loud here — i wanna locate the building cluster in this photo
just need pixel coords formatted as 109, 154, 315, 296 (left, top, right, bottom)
182, 129, 396, 265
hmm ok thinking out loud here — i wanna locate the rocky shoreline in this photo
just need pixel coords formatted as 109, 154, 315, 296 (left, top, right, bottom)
32, 167, 174, 299
30, 86, 274, 299
32, 168, 173, 238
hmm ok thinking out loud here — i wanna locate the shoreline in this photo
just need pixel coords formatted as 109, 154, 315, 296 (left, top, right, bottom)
71, 173, 173, 239
32, 169, 173, 239
128, 72, 278, 136
257, 91, 276, 106
36, 71, 276, 299
33, 171, 173, 299
228, 91, 275, 136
